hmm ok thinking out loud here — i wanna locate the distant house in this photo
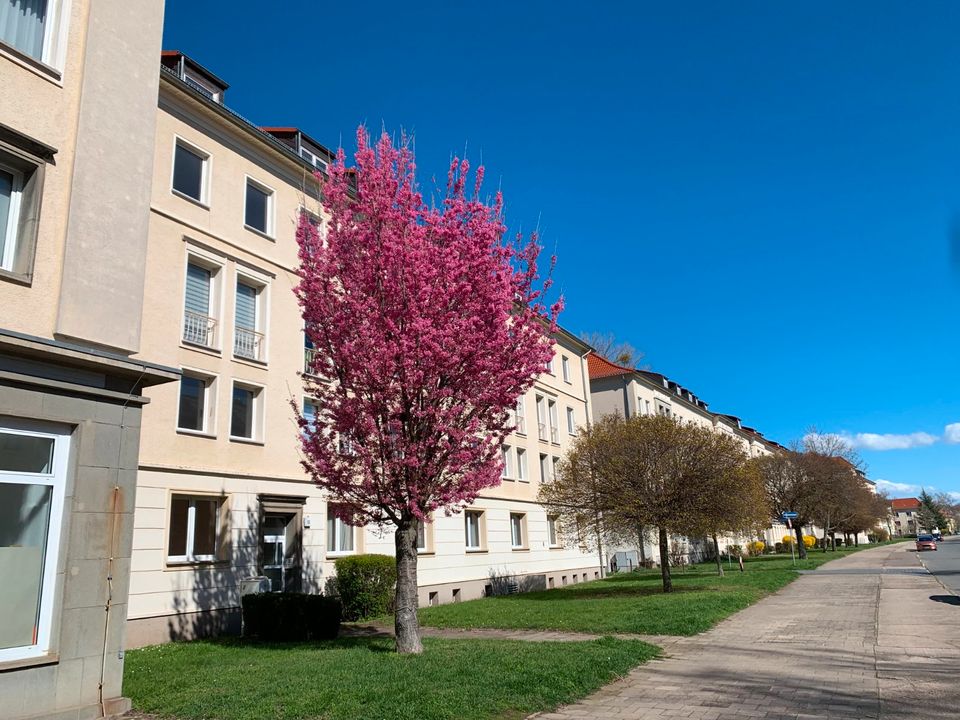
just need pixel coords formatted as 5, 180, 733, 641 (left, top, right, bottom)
890, 497, 921, 536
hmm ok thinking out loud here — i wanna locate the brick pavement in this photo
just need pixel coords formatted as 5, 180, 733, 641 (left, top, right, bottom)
531, 542, 960, 720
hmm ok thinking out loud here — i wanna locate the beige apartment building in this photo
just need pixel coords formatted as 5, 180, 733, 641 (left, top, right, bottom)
125, 52, 598, 647
0, 2, 173, 719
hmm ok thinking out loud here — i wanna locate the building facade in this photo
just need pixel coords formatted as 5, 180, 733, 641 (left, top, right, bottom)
0, 2, 173, 718
890, 497, 920, 536
125, 53, 597, 647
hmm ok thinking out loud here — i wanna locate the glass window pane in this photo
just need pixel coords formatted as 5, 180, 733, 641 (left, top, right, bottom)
167, 497, 189, 557
339, 518, 353, 552
235, 281, 257, 330
245, 183, 268, 232
0, 0, 48, 60
326, 507, 337, 551
173, 144, 204, 200
177, 377, 205, 431
231, 387, 254, 438
0, 432, 54, 473
0, 168, 12, 264
416, 522, 426, 550
192, 499, 218, 557
0, 482, 52, 650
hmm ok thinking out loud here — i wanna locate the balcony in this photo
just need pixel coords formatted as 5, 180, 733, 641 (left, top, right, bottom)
538, 422, 547, 442
304, 347, 317, 375
515, 415, 526, 435
234, 326, 265, 361
549, 426, 560, 444
183, 311, 217, 348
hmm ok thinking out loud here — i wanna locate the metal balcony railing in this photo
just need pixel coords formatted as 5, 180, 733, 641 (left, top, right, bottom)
515, 414, 526, 434
538, 422, 547, 441
234, 326, 264, 361
550, 426, 560, 444
304, 348, 317, 374
183, 311, 217, 348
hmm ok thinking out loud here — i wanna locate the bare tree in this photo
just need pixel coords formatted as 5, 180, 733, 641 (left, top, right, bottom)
579, 331, 643, 368
753, 450, 816, 559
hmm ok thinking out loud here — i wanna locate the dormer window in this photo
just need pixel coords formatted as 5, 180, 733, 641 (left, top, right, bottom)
299, 146, 328, 173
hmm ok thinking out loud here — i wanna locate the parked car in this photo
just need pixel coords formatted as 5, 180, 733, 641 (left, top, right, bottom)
916, 534, 938, 551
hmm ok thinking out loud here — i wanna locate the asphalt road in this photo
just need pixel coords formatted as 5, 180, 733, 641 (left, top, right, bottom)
918, 534, 960, 594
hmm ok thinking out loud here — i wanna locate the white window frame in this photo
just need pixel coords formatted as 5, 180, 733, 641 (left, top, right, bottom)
182, 250, 224, 352
539, 453, 550, 483
0, 418, 70, 663
547, 515, 560, 547
170, 136, 211, 206
566, 406, 577, 436
501, 445, 512, 480
548, 400, 559, 443
516, 448, 527, 482
0, 0, 71, 73
510, 513, 526, 549
243, 175, 275, 238
514, 396, 526, 435
464, 509, 484, 551
0, 161, 23, 272
175, 368, 217, 436
326, 505, 355, 555
229, 379, 264, 443
561, 355, 571, 383
536, 395, 547, 441
166, 494, 222, 564
233, 268, 270, 364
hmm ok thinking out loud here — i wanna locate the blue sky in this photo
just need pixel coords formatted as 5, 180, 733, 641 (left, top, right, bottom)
163, 1, 960, 498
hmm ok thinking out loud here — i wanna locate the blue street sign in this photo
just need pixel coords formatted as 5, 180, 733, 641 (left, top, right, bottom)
782, 511, 799, 519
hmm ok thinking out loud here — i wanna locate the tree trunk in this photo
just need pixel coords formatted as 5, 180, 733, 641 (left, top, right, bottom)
794, 524, 807, 560
712, 533, 723, 577
658, 526, 672, 593
594, 511, 605, 579
637, 523, 647, 567
394, 515, 422, 654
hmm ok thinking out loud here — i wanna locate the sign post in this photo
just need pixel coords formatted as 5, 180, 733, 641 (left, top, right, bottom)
782, 512, 799, 565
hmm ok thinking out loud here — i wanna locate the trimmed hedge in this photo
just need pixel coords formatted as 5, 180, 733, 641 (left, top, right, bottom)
334, 554, 397, 621
242, 593, 341, 641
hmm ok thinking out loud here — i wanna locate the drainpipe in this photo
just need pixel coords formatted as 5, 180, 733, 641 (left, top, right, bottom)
99, 484, 120, 714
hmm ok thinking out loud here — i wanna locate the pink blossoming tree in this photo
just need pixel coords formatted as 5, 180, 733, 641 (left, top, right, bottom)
295, 128, 560, 654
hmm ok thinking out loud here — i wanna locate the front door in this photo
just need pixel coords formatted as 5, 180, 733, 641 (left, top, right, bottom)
261, 514, 287, 592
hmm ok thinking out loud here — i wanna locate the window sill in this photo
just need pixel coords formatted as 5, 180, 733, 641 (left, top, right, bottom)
549, 545, 564, 550
0, 266, 32, 286
465, 548, 487, 554
171, 189, 210, 209
511, 547, 530, 552
326, 550, 355, 558
243, 224, 275, 242
417, 550, 435, 556
165, 559, 228, 571
0, 652, 59, 672
229, 436, 264, 446
181, 340, 221, 356
176, 429, 217, 440
233, 354, 269, 369
0, 41, 62, 86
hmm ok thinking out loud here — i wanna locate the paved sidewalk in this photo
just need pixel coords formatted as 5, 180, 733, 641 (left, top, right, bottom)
532, 542, 960, 720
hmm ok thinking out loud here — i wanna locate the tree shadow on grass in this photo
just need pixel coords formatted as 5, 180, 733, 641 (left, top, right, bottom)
187, 634, 398, 654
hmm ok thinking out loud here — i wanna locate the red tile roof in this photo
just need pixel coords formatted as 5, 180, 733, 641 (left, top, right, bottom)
587, 354, 634, 379
890, 497, 920, 510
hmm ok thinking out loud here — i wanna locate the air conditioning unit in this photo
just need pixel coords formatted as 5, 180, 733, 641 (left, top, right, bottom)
240, 576, 271, 595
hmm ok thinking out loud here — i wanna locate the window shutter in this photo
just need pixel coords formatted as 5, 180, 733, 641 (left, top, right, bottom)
235, 281, 257, 330
185, 263, 211, 316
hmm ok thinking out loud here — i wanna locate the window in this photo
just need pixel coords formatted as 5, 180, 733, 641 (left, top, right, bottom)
326, 505, 354, 553
552, 456, 561, 481
464, 510, 483, 550
0, 163, 22, 273
183, 257, 220, 349
514, 397, 526, 434
516, 448, 527, 482
244, 178, 273, 235
302, 398, 319, 437
657, 402, 672, 418
299, 146, 328, 173
561, 355, 571, 383
304, 333, 317, 375
501, 445, 513, 479
172, 140, 208, 203
566, 407, 577, 435
416, 518, 433, 554
548, 400, 559, 443
510, 513, 526, 549
0, 421, 69, 663
230, 382, 262, 441
234, 278, 265, 361
547, 515, 560, 547
177, 372, 215, 434
0, 132, 48, 282
546, 354, 555, 374
0, 0, 69, 68
536, 395, 547, 441
167, 495, 221, 563
539, 453, 550, 483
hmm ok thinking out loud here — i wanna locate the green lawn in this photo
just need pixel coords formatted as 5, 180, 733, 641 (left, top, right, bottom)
124, 636, 658, 720
418, 544, 902, 636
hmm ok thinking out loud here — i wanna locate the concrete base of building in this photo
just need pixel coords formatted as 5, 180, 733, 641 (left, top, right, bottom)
16, 696, 130, 720
126, 607, 242, 649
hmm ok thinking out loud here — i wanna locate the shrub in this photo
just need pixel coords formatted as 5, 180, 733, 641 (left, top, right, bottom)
774, 542, 784, 554
802, 535, 816, 549
334, 554, 397, 621
868, 528, 890, 543
747, 541, 765, 556
242, 593, 341, 641
781, 535, 795, 545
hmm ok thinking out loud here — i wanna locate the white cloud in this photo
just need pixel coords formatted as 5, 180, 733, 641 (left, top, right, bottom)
943, 423, 960, 444
874, 478, 920, 496
846, 432, 938, 451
